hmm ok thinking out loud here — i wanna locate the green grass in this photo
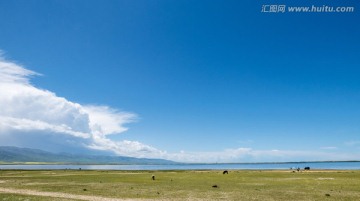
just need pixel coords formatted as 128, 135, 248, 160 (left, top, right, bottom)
1, 169, 360, 200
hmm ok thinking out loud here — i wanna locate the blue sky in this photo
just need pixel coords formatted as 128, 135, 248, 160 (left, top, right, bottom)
0, 0, 359, 162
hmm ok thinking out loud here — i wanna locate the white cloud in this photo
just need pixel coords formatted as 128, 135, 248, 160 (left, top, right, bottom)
0, 56, 161, 157
161, 148, 360, 163
83, 105, 136, 136
88, 139, 167, 158
0, 77, 91, 138
0, 116, 89, 138
0, 57, 39, 84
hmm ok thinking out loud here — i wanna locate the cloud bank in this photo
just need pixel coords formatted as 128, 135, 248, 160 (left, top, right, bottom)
1, 55, 359, 163
0, 56, 165, 158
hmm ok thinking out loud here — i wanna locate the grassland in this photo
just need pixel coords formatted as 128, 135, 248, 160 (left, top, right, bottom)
0, 169, 359, 200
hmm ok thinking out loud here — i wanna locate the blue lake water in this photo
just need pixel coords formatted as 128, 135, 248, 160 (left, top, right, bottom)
1, 161, 360, 170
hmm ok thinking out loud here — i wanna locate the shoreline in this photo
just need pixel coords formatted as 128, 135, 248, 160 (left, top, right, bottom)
1, 161, 360, 171
1, 160, 359, 165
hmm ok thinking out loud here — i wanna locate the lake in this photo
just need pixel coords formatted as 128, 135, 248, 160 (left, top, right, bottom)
1, 161, 360, 170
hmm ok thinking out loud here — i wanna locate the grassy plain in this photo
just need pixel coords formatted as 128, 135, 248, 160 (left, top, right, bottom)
0, 169, 359, 200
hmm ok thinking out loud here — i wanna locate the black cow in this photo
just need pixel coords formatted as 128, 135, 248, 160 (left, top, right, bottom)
304, 167, 310, 170
223, 170, 229, 174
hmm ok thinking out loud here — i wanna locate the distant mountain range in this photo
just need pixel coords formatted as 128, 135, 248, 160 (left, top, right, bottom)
0, 146, 176, 165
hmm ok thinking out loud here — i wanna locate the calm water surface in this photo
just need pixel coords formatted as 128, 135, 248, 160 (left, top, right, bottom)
1, 162, 359, 170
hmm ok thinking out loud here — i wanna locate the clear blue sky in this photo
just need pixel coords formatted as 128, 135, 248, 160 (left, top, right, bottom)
0, 0, 359, 162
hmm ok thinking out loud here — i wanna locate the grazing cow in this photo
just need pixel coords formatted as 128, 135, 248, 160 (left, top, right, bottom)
304, 167, 310, 170
151, 175, 155, 180
223, 170, 229, 174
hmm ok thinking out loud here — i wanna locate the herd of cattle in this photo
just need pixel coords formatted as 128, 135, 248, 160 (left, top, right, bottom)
223, 167, 311, 174
151, 167, 312, 180
290, 166, 311, 172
